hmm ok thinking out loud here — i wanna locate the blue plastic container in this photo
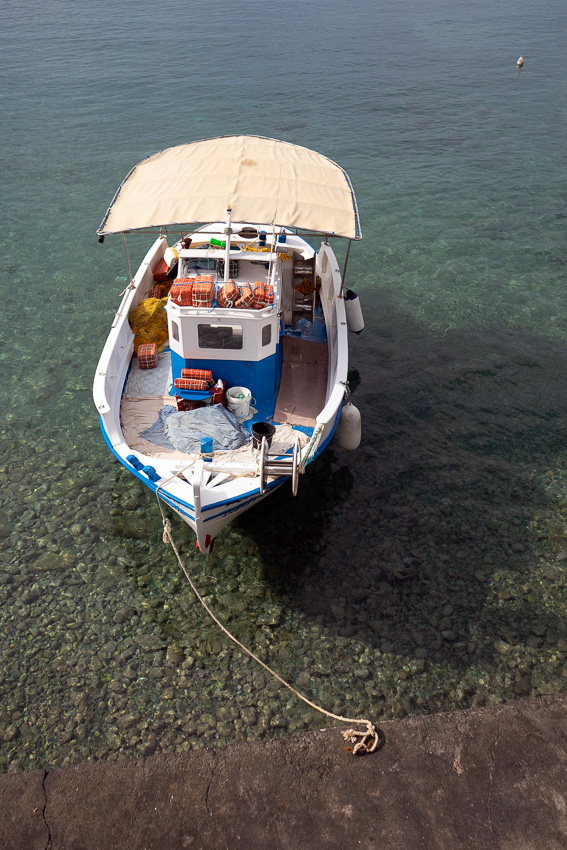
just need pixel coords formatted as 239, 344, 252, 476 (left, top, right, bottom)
200, 437, 213, 460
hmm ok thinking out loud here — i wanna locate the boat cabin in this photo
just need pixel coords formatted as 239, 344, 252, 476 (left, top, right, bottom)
165, 226, 320, 422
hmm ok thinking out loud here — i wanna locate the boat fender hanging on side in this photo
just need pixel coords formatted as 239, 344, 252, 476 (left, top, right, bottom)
164, 246, 179, 268
338, 400, 361, 451
344, 289, 364, 334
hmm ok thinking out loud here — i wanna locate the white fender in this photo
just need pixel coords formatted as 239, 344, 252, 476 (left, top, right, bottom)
345, 289, 364, 334
164, 246, 179, 269
338, 401, 361, 451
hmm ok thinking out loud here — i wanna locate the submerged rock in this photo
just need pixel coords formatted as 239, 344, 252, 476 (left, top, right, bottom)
166, 644, 185, 665
33, 552, 73, 572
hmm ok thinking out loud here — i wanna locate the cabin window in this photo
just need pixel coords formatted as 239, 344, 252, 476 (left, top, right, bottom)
171, 320, 180, 342
198, 323, 243, 350
262, 324, 272, 347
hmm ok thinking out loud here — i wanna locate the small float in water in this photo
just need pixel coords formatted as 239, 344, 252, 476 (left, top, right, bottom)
93, 135, 364, 552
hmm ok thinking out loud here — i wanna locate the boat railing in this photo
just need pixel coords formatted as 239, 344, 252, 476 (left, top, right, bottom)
316, 382, 347, 428
93, 237, 166, 419
317, 244, 347, 396
298, 381, 346, 468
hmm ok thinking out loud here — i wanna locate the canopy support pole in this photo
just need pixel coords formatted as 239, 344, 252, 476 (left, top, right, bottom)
340, 239, 352, 297
122, 234, 134, 286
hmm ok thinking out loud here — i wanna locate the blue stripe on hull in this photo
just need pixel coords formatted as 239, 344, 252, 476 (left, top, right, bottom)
100, 393, 340, 532
99, 416, 290, 525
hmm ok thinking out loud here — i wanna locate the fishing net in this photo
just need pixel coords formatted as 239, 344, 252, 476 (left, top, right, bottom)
129, 297, 169, 353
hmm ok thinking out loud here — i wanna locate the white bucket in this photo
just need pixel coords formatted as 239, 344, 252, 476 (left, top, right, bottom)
226, 386, 252, 418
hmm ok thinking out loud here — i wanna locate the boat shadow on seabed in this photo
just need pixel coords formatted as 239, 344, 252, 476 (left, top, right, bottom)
231, 319, 567, 705
232, 447, 354, 581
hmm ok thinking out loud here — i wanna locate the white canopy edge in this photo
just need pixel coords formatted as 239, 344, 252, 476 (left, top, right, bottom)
97, 135, 362, 240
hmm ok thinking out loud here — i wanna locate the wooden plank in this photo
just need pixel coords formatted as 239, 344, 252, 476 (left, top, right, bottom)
274, 337, 328, 426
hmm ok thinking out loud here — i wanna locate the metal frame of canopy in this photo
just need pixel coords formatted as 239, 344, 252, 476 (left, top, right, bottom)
110, 223, 356, 293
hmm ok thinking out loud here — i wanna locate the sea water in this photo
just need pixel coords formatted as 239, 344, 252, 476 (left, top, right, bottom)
1, 0, 566, 772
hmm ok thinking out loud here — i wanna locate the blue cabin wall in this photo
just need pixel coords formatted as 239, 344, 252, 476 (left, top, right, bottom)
170, 340, 282, 411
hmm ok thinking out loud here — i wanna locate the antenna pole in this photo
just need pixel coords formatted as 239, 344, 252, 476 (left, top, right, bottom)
224, 208, 233, 283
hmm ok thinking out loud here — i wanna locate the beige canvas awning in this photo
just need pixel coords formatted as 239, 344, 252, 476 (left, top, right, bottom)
97, 135, 361, 240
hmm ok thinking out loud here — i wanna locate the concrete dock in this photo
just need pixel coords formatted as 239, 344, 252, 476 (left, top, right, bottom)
1, 695, 566, 849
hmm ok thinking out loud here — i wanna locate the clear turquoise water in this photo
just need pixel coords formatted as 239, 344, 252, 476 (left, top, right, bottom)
1, 0, 567, 772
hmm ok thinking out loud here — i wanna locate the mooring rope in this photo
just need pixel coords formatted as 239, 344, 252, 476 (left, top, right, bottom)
155, 495, 379, 755
302, 424, 323, 469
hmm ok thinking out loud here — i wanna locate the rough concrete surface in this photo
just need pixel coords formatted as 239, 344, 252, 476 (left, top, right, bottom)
1, 695, 566, 849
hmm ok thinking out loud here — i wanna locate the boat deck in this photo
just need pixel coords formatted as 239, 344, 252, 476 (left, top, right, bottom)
119, 342, 324, 462
274, 337, 328, 427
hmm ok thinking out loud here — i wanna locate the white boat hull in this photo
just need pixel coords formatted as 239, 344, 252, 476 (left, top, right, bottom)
94, 230, 350, 553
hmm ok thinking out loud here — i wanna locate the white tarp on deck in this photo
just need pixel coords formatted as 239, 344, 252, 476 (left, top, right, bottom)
97, 135, 361, 239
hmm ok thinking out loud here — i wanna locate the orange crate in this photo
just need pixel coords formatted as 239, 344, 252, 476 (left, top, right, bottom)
153, 257, 170, 283
192, 276, 215, 308
181, 368, 213, 384
174, 377, 209, 391
170, 279, 193, 306
217, 280, 239, 308
235, 283, 253, 309
137, 343, 158, 369
251, 282, 274, 309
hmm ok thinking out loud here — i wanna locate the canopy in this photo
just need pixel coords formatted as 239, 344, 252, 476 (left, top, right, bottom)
97, 135, 361, 240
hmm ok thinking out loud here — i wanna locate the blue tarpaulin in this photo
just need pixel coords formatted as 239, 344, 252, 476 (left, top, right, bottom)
141, 404, 251, 454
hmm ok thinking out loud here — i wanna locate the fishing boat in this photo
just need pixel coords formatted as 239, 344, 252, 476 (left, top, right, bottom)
93, 135, 364, 553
